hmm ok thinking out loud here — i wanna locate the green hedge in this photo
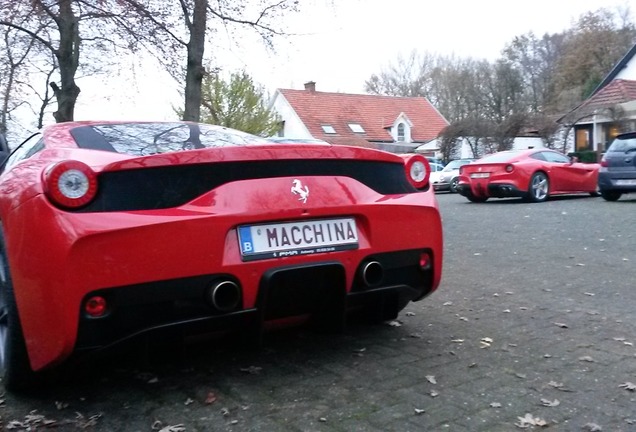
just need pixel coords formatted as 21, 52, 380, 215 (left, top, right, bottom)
567, 151, 599, 163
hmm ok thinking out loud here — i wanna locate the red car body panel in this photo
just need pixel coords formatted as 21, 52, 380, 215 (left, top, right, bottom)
457, 149, 599, 200
0, 121, 443, 373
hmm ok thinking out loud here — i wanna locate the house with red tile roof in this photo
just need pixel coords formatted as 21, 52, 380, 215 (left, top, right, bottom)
270, 82, 449, 153
564, 43, 636, 153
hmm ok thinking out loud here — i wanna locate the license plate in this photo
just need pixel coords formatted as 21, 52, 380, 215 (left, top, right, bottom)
615, 179, 636, 186
238, 217, 359, 261
470, 172, 490, 179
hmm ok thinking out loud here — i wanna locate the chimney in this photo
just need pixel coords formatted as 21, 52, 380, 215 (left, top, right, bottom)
304, 81, 316, 92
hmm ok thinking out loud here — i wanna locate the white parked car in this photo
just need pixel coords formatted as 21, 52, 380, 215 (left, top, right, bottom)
431, 159, 475, 193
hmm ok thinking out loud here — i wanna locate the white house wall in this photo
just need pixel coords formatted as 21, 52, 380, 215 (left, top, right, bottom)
615, 60, 636, 80
269, 92, 313, 139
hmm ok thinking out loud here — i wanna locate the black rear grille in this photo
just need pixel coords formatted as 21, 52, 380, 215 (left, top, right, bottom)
78, 159, 421, 212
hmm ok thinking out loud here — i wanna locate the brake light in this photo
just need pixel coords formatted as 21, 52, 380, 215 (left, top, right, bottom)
401, 154, 430, 189
43, 160, 98, 208
505, 164, 514, 173
600, 159, 608, 167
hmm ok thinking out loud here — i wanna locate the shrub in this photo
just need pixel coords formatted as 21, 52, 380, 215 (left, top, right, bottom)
568, 151, 599, 163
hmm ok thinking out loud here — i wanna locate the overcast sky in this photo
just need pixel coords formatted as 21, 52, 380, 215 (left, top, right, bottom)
75, 0, 634, 122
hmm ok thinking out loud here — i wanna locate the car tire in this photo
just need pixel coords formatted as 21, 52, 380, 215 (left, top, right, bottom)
0, 230, 40, 392
600, 190, 622, 201
449, 178, 460, 193
466, 195, 488, 203
526, 172, 549, 203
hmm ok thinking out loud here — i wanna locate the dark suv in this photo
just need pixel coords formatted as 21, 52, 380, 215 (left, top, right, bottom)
598, 132, 636, 201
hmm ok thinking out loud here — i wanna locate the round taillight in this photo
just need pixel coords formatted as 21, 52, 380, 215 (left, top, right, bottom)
85, 296, 107, 318
402, 155, 430, 189
44, 161, 97, 208
505, 164, 514, 173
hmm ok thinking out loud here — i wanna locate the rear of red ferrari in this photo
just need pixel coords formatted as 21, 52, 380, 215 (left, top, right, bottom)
457, 161, 531, 201
0, 122, 443, 387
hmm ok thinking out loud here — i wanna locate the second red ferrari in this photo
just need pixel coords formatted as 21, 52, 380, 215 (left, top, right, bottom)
456, 149, 600, 203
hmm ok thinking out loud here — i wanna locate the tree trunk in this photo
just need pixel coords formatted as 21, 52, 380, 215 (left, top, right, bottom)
52, 0, 81, 123
182, 0, 207, 122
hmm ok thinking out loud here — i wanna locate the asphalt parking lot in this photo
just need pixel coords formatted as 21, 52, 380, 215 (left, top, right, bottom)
2, 192, 636, 431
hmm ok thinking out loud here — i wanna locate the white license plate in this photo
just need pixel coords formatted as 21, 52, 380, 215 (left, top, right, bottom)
470, 172, 490, 179
238, 217, 359, 261
615, 179, 636, 186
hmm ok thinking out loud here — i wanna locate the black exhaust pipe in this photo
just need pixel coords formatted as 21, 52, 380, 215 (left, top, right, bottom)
361, 261, 384, 287
208, 280, 241, 312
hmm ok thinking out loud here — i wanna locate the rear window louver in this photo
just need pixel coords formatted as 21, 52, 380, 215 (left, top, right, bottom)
75, 159, 420, 212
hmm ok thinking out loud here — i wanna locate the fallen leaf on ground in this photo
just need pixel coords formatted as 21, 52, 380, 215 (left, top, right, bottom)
425, 375, 437, 384
239, 366, 262, 375
414, 408, 425, 415
387, 320, 402, 327
490, 402, 502, 408
204, 392, 217, 405
540, 398, 560, 407
405, 311, 415, 316
579, 356, 595, 362
159, 425, 186, 432
582, 423, 603, 431
514, 413, 548, 428
619, 382, 636, 391
554, 322, 568, 328
55, 401, 69, 410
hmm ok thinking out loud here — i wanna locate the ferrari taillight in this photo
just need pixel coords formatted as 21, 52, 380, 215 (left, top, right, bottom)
44, 160, 98, 209
401, 154, 430, 189
600, 158, 608, 167
505, 164, 514, 173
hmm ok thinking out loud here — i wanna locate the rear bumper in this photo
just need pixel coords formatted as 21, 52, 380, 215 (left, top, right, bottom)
598, 171, 636, 192
75, 254, 435, 353
457, 182, 525, 198
432, 182, 450, 192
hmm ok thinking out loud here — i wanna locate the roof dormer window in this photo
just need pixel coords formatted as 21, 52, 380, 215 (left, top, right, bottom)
348, 123, 365, 133
397, 123, 405, 141
321, 125, 336, 134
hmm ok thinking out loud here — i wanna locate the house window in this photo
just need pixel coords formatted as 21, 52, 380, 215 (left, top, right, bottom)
348, 123, 365, 133
575, 128, 590, 151
397, 123, 405, 141
321, 125, 336, 134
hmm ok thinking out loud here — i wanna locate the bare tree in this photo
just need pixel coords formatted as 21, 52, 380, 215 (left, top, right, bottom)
0, 0, 151, 123
121, 0, 300, 123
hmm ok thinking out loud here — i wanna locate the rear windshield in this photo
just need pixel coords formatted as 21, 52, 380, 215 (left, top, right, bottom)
477, 151, 522, 163
608, 136, 636, 153
444, 159, 473, 171
70, 123, 266, 156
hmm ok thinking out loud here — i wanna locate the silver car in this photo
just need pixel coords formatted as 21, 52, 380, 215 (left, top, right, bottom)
432, 159, 475, 193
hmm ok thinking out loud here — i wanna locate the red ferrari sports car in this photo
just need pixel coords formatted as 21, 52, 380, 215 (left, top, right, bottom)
456, 149, 599, 203
0, 121, 443, 390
